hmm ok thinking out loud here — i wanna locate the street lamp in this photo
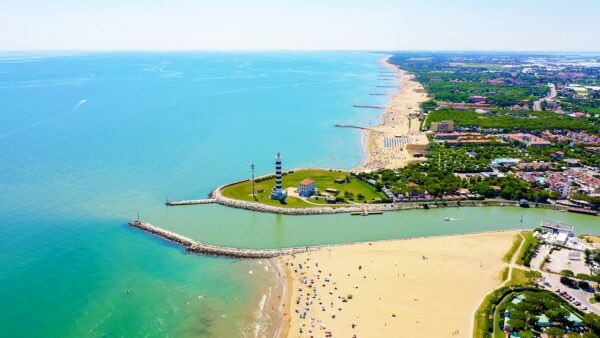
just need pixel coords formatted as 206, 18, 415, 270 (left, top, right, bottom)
250, 163, 256, 199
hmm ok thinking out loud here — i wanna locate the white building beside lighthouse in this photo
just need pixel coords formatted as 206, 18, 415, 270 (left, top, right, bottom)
270, 152, 287, 201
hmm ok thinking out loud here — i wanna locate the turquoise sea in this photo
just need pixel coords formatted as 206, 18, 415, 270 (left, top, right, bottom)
0, 52, 598, 337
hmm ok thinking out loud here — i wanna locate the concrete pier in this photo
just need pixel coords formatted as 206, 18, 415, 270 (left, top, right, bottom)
128, 220, 313, 258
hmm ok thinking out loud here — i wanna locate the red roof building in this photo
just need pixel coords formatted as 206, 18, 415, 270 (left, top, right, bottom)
298, 178, 315, 197
505, 133, 552, 147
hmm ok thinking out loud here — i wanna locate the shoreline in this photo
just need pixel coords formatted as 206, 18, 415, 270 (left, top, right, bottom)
207, 180, 577, 215
271, 258, 292, 338
354, 55, 431, 172
278, 230, 519, 337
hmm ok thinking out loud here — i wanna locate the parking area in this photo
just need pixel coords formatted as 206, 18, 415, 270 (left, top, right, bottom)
542, 272, 600, 315
544, 248, 590, 275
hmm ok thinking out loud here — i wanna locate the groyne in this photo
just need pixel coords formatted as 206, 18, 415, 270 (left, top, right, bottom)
129, 220, 530, 261
128, 220, 313, 258
352, 104, 386, 109
166, 199, 216, 206
334, 124, 374, 131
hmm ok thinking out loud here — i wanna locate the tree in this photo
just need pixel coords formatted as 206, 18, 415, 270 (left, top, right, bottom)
589, 249, 600, 265
583, 331, 600, 338
546, 327, 565, 338
561, 269, 575, 277
520, 331, 534, 338
546, 307, 569, 323
560, 276, 577, 288
578, 280, 591, 290
508, 317, 527, 331
584, 313, 600, 334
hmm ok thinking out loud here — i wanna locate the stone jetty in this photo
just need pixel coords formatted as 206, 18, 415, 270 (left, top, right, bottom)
352, 104, 386, 109
166, 199, 216, 206
128, 220, 314, 258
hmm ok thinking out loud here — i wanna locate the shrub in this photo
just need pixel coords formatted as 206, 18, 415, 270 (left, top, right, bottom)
560, 276, 577, 288
561, 270, 575, 277
518, 234, 540, 267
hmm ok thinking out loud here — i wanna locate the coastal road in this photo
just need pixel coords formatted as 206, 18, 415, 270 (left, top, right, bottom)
533, 83, 557, 111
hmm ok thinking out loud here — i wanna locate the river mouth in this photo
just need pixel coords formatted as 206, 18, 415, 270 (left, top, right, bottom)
147, 205, 599, 251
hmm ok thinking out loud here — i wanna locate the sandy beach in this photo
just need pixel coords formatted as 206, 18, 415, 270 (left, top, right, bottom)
354, 56, 430, 172
278, 231, 518, 337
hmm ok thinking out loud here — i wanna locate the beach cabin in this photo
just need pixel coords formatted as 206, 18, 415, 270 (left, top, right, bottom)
298, 178, 315, 197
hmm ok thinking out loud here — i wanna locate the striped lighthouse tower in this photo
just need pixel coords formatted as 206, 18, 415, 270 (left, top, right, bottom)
270, 152, 287, 200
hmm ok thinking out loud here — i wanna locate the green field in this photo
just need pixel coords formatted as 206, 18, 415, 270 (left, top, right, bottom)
454, 63, 505, 71
220, 169, 386, 208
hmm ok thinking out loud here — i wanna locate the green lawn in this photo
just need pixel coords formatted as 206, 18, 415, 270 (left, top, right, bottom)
506, 268, 541, 287
516, 232, 539, 267
503, 233, 525, 263
220, 169, 386, 208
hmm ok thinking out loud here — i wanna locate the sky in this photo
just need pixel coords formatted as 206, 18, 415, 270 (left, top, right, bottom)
1, 0, 599, 51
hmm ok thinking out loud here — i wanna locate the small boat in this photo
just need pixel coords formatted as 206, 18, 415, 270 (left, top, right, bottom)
444, 217, 451, 221
519, 199, 530, 208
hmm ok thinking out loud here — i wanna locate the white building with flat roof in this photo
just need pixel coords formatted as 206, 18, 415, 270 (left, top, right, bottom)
541, 220, 574, 236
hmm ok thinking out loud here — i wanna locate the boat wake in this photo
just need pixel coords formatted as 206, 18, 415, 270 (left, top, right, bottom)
0, 98, 88, 140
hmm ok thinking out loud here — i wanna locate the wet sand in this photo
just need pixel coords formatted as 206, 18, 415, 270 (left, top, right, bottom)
279, 231, 517, 337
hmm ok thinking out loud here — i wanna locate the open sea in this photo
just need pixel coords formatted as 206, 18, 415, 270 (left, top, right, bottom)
0, 52, 598, 337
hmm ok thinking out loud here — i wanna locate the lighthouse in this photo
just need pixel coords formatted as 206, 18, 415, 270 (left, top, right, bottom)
270, 152, 287, 201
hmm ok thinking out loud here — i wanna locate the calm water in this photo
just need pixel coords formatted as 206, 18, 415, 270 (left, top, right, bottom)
0, 52, 597, 337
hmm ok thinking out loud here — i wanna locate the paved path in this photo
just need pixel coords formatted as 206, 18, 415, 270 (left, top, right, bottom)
490, 232, 527, 338
533, 83, 557, 111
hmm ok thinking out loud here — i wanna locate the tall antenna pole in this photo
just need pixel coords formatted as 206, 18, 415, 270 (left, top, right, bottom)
251, 163, 256, 198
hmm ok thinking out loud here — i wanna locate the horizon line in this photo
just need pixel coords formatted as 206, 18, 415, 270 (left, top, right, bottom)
1, 49, 599, 54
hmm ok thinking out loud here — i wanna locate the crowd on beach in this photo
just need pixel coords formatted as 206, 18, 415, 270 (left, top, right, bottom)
279, 232, 517, 338
285, 254, 360, 338
356, 58, 430, 173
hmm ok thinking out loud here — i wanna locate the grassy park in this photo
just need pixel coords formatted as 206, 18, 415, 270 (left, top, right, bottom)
220, 169, 386, 208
